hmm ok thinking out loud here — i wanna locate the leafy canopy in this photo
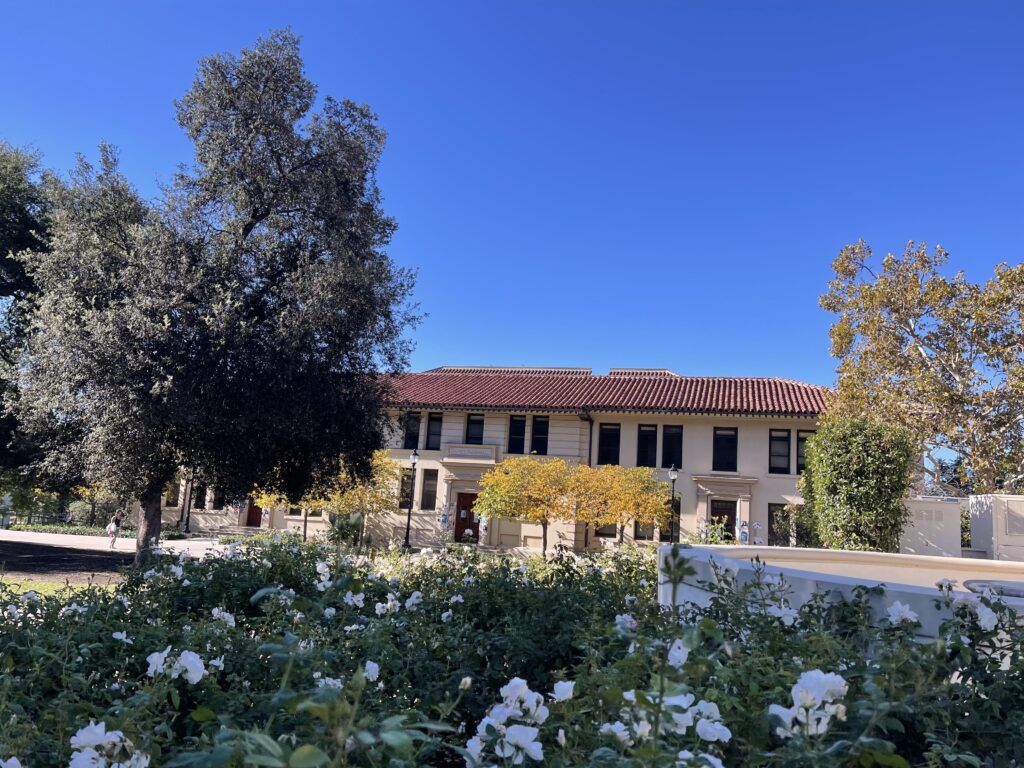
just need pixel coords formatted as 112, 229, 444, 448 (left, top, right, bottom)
796, 417, 915, 552
10, 30, 416, 562
822, 240, 1024, 493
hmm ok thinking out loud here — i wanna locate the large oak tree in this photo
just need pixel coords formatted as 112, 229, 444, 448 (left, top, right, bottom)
12, 31, 416, 564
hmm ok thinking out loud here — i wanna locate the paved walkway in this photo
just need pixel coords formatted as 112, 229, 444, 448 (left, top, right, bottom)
0, 529, 223, 557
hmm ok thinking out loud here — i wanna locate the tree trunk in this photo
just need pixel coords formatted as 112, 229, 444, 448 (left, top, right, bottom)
134, 482, 165, 569
89, 498, 98, 527
541, 519, 548, 559
618, 523, 625, 546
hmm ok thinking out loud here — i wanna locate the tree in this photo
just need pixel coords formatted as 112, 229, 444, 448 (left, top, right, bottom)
12, 31, 416, 566
584, 464, 670, 544
475, 456, 575, 556
796, 418, 915, 552
0, 143, 50, 484
821, 240, 1024, 494
255, 450, 400, 545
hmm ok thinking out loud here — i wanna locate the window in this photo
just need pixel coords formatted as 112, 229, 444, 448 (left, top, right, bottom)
637, 424, 657, 467
768, 503, 789, 546
797, 430, 815, 473
634, 521, 655, 540
507, 416, 526, 454
595, 523, 617, 538
659, 497, 681, 542
164, 481, 180, 507
193, 485, 207, 509
530, 416, 549, 455
769, 429, 791, 474
709, 499, 737, 540
421, 469, 439, 510
597, 423, 621, 465
465, 414, 485, 445
662, 425, 683, 469
212, 490, 225, 509
426, 413, 443, 450
400, 468, 416, 509
712, 427, 738, 472
402, 411, 421, 450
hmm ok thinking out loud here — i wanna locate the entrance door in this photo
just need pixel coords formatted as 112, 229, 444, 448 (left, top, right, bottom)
454, 493, 480, 543
709, 499, 737, 541
245, 499, 263, 527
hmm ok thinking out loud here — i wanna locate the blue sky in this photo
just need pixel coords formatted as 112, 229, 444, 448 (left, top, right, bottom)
3, 2, 1021, 385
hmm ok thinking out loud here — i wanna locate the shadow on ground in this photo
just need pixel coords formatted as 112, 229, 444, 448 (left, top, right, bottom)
0, 540, 132, 583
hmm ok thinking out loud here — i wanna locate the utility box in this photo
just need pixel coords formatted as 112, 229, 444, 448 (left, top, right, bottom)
969, 495, 1024, 561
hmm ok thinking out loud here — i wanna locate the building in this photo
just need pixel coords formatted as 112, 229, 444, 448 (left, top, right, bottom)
372, 366, 827, 551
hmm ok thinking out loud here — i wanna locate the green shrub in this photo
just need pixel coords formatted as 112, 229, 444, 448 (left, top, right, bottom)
0, 537, 1020, 766
8, 523, 111, 537
798, 418, 915, 551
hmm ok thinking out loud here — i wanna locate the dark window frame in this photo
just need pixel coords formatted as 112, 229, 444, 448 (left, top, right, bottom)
712, 427, 738, 472
597, 423, 621, 465
636, 424, 658, 468
659, 497, 682, 542
530, 416, 549, 456
633, 520, 655, 541
421, 469, 439, 511
507, 415, 526, 454
425, 412, 443, 450
595, 523, 617, 538
768, 503, 789, 546
400, 468, 416, 509
769, 429, 792, 475
796, 430, 815, 474
661, 424, 683, 469
402, 411, 421, 450
465, 413, 485, 445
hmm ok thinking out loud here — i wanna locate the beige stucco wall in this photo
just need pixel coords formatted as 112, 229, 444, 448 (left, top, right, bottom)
384, 408, 817, 551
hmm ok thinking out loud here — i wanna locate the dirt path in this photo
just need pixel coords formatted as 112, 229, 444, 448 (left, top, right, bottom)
0, 539, 132, 585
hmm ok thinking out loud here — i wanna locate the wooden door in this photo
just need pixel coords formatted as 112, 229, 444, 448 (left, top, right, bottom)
245, 499, 263, 527
709, 499, 737, 540
454, 493, 480, 543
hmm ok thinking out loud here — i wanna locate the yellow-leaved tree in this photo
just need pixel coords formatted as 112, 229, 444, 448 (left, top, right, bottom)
474, 456, 574, 557
255, 450, 401, 544
476, 458, 671, 554
585, 465, 671, 544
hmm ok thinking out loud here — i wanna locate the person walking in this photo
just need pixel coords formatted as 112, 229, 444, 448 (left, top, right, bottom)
106, 510, 125, 549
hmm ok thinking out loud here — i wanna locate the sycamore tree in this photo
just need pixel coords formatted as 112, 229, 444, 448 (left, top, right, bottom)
474, 456, 574, 557
11, 31, 416, 566
821, 240, 1024, 493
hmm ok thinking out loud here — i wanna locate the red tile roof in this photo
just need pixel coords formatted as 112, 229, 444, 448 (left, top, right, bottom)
389, 367, 827, 417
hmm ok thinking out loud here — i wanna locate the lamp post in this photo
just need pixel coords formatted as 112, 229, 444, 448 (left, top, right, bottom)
402, 449, 419, 549
668, 465, 679, 542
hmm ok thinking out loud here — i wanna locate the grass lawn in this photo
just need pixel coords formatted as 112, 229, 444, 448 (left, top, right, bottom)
0, 576, 117, 595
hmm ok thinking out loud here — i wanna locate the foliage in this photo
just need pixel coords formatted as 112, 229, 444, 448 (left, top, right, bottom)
821, 240, 1024, 493
797, 418, 915, 552
7, 522, 111, 537
476, 459, 670, 554
0, 142, 49, 484
10, 31, 417, 565
475, 456, 577, 555
0, 537, 1022, 766
256, 451, 401, 547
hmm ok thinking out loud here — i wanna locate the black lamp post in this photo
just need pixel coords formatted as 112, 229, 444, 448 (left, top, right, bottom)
402, 449, 419, 549
668, 465, 679, 542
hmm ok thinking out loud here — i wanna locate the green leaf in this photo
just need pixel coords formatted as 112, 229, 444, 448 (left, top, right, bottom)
191, 706, 217, 722
288, 745, 329, 768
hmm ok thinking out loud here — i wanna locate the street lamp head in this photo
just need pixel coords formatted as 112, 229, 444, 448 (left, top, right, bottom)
668, 465, 678, 482
410, 449, 419, 469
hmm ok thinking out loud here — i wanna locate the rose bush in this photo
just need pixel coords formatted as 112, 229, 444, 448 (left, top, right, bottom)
0, 536, 1021, 766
